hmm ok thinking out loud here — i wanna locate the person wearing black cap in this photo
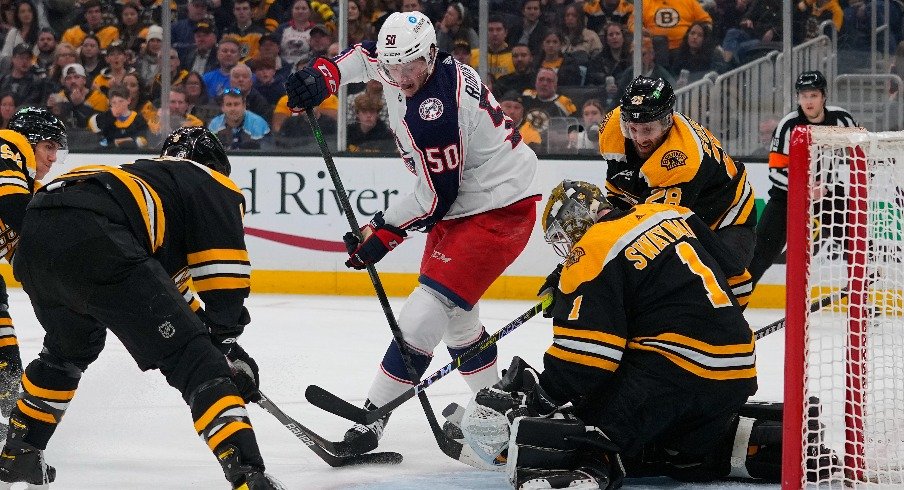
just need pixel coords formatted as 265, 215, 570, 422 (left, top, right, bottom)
0, 44, 48, 107
599, 75, 757, 268
173, 0, 214, 57
499, 90, 542, 150
748, 70, 858, 286
302, 23, 332, 65
451, 38, 472, 66
183, 21, 220, 76
92, 41, 136, 95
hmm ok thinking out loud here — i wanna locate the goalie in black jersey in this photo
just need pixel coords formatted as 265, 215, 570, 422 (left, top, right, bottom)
0, 127, 283, 489
459, 181, 835, 489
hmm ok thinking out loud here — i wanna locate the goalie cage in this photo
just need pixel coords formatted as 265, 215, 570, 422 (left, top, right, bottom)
783, 126, 904, 488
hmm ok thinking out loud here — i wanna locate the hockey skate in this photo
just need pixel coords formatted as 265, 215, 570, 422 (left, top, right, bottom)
339, 400, 390, 455
0, 445, 55, 490
218, 445, 285, 490
517, 467, 612, 490
232, 472, 286, 490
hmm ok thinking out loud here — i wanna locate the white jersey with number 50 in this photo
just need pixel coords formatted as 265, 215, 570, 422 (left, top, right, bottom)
333, 43, 539, 231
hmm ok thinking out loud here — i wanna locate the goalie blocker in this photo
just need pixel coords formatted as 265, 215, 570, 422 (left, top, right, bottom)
463, 357, 838, 489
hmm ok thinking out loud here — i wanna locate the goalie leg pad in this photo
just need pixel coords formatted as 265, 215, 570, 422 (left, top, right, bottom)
508, 417, 624, 490
730, 398, 836, 482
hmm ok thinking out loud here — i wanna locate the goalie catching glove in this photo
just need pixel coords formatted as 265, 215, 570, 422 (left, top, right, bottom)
343, 211, 407, 270
461, 357, 568, 465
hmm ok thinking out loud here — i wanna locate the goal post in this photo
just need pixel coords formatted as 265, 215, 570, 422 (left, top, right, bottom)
783, 125, 904, 489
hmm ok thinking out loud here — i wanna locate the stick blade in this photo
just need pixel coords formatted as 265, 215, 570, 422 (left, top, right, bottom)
305, 385, 370, 424
339, 451, 404, 466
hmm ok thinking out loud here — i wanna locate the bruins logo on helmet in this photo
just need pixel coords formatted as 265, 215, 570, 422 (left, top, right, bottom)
661, 149, 687, 170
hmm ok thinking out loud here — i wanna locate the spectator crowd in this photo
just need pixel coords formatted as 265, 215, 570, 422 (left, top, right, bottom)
0, 0, 887, 153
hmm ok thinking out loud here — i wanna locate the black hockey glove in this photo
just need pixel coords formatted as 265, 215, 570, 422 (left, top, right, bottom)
205, 308, 251, 355
537, 264, 562, 318
343, 212, 407, 270
285, 57, 339, 111
227, 343, 261, 403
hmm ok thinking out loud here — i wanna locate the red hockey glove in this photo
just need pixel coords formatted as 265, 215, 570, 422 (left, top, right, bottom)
343, 212, 407, 270
285, 57, 339, 111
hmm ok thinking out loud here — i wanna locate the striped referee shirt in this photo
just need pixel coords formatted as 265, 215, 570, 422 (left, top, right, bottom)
768, 105, 857, 192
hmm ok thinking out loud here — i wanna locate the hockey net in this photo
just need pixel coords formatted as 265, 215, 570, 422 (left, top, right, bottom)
783, 126, 904, 489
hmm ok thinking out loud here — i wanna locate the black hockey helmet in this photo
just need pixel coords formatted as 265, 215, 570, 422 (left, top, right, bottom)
160, 127, 231, 176
8, 107, 68, 150
795, 70, 827, 94
542, 180, 612, 257
619, 76, 676, 124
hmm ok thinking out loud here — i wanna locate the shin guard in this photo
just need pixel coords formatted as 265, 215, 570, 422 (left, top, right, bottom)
189, 377, 264, 485
448, 328, 499, 393
8, 358, 81, 450
366, 340, 432, 407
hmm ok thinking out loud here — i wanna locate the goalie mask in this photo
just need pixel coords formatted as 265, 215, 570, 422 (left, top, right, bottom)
542, 180, 611, 257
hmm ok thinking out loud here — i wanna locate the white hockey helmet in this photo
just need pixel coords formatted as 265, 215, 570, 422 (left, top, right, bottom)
377, 11, 437, 69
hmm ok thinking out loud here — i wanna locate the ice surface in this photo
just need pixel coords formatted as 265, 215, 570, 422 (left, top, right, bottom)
5, 291, 787, 489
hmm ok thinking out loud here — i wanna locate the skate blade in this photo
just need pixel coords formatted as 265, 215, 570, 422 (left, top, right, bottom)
0, 483, 49, 489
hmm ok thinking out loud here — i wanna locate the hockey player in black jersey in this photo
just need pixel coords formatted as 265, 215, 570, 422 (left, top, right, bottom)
0, 127, 283, 489
748, 70, 858, 286
0, 107, 68, 433
599, 76, 757, 267
459, 181, 835, 489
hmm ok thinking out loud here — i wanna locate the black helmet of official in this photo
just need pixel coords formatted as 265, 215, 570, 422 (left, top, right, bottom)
795, 70, 827, 94
8, 107, 68, 150
160, 127, 231, 176
619, 76, 676, 123
542, 180, 612, 257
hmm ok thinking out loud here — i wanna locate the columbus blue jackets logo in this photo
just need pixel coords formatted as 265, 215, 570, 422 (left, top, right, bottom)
419, 98, 444, 121
661, 150, 688, 170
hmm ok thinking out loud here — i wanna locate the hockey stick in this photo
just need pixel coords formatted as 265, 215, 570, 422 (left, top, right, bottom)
254, 391, 403, 466
305, 295, 553, 425
303, 111, 474, 465
753, 270, 879, 340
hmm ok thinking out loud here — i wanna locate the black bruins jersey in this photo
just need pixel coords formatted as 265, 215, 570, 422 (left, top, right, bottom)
40, 158, 250, 326
599, 108, 756, 230
0, 129, 40, 262
539, 203, 757, 407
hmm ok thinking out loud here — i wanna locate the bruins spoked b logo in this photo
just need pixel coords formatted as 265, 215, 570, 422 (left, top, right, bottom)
661, 150, 688, 170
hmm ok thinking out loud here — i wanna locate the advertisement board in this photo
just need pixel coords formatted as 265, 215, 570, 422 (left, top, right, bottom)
31, 153, 783, 306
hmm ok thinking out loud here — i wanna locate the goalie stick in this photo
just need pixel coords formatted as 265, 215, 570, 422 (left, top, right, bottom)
255, 391, 403, 467
303, 111, 481, 468
305, 297, 552, 426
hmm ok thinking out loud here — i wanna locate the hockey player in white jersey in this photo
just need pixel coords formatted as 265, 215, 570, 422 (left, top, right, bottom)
285, 11, 540, 454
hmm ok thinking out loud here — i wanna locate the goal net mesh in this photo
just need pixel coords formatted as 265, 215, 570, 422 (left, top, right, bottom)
788, 126, 904, 489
